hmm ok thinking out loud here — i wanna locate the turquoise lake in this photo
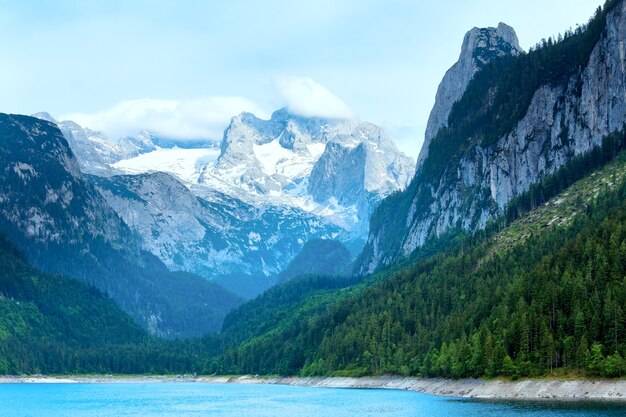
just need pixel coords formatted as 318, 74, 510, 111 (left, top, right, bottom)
0, 383, 624, 416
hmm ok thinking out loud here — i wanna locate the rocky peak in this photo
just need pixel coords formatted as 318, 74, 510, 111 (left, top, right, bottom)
216, 112, 273, 169
217, 108, 356, 165
417, 23, 522, 168
31, 112, 58, 124
30, 117, 158, 175
212, 108, 358, 188
462, 23, 521, 68
307, 121, 414, 233
308, 141, 367, 207
198, 107, 414, 245
118, 129, 157, 158
359, 2, 626, 274
495, 22, 520, 51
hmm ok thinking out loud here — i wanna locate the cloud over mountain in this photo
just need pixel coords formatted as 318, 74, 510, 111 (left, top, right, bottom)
62, 97, 267, 140
59, 77, 357, 141
276, 76, 356, 120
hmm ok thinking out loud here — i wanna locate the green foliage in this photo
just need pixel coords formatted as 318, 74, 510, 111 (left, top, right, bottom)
0, 233, 228, 375
213, 147, 626, 378
277, 239, 352, 283
221, 273, 360, 346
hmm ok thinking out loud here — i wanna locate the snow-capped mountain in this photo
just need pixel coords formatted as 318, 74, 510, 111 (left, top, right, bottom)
0, 113, 243, 337
32, 112, 158, 175
197, 108, 414, 232
89, 171, 345, 298
105, 108, 414, 232
34, 108, 414, 297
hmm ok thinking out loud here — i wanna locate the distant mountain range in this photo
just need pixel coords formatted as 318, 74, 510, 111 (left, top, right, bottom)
32, 108, 414, 297
2, 0, 626, 380
0, 113, 243, 337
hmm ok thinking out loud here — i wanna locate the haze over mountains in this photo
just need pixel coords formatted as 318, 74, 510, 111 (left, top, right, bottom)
1, 0, 625, 382
31, 107, 414, 297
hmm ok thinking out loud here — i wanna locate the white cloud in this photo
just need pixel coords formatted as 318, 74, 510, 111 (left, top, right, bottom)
276, 76, 356, 120
61, 97, 268, 140
58, 77, 356, 142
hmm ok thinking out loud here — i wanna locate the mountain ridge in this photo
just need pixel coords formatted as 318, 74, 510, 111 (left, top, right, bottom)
34, 108, 413, 296
359, 1, 626, 274
0, 113, 243, 337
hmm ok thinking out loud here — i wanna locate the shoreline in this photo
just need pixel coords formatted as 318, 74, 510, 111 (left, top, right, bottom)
0, 374, 625, 401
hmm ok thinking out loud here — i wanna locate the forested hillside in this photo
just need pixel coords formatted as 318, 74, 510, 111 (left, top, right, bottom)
0, 233, 144, 374
0, 113, 243, 338
211, 145, 626, 379
276, 239, 352, 283
359, 0, 626, 274
0, 232, 230, 374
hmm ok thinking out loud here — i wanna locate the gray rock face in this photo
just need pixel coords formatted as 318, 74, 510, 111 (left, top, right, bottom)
207, 109, 414, 234
417, 23, 522, 169
0, 115, 128, 249
309, 142, 367, 206
308, 122, 413, 232
361, 3, 626, 273
42, 107, 414, 295
90, 172, 346, 298
31, 114, 158, 176
117, 130, 157, 158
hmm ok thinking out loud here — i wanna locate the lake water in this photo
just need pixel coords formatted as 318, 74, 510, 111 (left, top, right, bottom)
0, 383, 624, 417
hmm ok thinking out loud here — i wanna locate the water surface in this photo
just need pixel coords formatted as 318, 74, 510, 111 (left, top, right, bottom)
0, 383, 624, 417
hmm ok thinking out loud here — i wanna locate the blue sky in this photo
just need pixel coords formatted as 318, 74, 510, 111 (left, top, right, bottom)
0, 0, 604, 158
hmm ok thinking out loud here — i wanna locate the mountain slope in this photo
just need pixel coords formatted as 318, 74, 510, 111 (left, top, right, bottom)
359, 1, 626, 274
89, 172, 345, 298
0, 233, 146, 374
0, 113, 243, 337
48, 108, 413, 296
277, 239, 352, 283
214, 140, 626, 378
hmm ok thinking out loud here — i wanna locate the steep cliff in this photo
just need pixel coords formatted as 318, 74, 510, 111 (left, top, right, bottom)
417, 23, 522, 168
0, 114, 242, 337
202, 108, 414, 235
90, 172, 345, 298
359, 1, 626, 273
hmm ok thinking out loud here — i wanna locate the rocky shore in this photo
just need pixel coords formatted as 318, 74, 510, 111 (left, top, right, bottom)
1, 374, 625, 401
255, 376, 626, 401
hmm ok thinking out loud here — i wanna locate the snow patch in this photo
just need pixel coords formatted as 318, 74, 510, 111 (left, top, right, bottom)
113, 147, 220, 183
248, 231, 261, 244
252, 140, 293, 176
306, 143, 326, 158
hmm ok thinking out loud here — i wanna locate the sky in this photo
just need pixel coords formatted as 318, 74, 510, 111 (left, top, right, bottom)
0, 0, 605, 158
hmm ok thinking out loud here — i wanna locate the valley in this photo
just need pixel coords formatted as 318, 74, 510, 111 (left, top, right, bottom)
0, 0, 625, 404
